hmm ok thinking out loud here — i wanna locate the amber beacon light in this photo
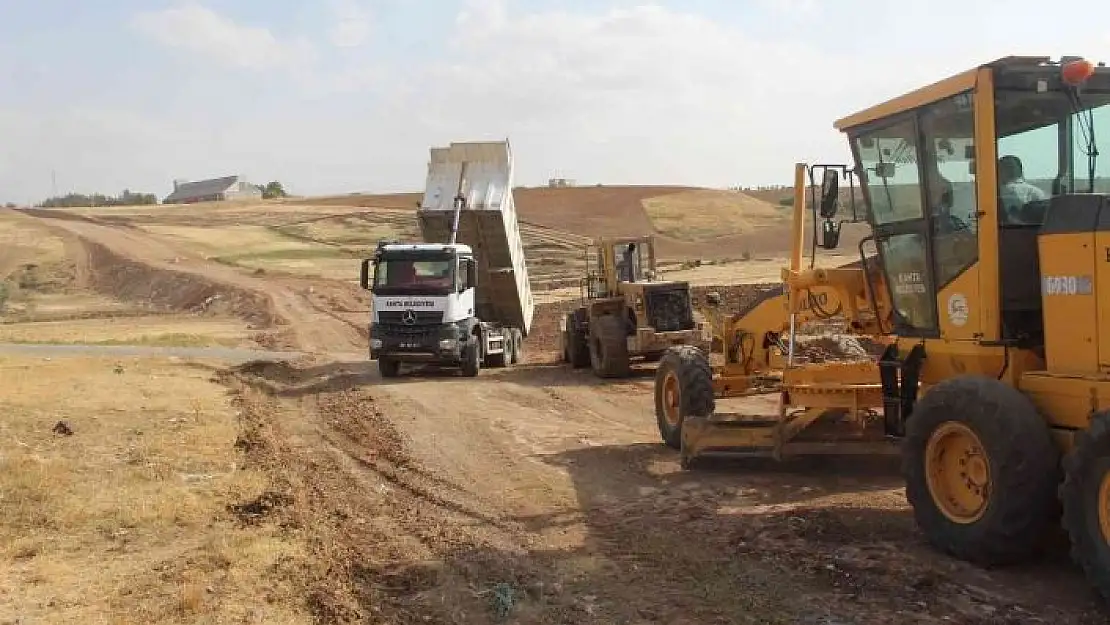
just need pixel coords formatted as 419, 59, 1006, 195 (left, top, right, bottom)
1062, 58, 1095, 86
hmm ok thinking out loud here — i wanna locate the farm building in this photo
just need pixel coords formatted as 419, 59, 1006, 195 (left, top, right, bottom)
162, 175, 262, 204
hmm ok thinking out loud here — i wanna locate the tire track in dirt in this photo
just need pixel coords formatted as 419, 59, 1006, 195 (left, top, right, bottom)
28, 211, 364, 355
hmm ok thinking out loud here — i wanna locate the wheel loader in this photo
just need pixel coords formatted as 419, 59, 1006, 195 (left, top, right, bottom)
559, 235, 711, 378
654, 55, 1110, 602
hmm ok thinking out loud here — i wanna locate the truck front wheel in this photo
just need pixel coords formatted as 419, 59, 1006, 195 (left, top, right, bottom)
378, 357, 400, 378
461, 339, 481, 377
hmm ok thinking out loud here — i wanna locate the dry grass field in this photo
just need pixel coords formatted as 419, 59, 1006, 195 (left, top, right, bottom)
0, 211, 308, 623
0, 354, 308, 624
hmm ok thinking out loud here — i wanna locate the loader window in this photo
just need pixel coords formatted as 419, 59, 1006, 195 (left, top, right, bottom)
614, 243, 645, 282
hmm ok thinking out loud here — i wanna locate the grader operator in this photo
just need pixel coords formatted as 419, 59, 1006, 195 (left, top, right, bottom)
654, 55, 1110, 602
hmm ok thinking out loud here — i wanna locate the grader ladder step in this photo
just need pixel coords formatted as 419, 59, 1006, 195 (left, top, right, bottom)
877, 343, 925, 437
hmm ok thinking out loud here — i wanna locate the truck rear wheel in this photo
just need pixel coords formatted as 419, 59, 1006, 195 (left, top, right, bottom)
378, 357, 400, 378
654, 345, 714, 449
589, 314, 630, 378
902, 375, 1059, 566
1061, 411, 1110, 603
510, 328, 524, 365
486, 335, 508, 368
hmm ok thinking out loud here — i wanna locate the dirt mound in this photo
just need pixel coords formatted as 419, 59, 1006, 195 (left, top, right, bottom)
83, 239, 277, 326
515, 186, 690, 237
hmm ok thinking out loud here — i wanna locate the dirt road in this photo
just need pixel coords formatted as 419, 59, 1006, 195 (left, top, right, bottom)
30, 211, 1109, 624
0, 341, 304, 362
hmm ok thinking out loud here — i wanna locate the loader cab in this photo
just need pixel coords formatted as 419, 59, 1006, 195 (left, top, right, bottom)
830, 56, 1110, 349
585, 236, 659, 298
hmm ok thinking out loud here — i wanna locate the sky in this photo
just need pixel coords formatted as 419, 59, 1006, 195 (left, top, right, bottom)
0, 0, 1108, 204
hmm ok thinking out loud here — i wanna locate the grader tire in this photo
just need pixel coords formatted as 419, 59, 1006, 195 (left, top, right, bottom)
1061, 411, 1110, 603
590, 314, 631, 378
654, 345, 715, 449
902, 375, 1059, 566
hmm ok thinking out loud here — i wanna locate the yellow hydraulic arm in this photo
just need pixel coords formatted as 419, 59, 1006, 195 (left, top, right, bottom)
701, 163, 890, 395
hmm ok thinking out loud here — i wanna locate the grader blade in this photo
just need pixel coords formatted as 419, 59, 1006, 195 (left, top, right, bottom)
677, 360, 895, 467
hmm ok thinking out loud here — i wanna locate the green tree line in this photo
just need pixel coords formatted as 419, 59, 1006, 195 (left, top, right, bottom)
37, 189, 159, 208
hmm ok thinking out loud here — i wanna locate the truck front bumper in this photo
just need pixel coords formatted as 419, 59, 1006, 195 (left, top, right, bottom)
369, 323, 465, 363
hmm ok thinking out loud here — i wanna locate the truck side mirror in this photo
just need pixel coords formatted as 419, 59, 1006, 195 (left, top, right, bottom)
819, 169, 839, 219
466, 260, 477, 289
706, 291, 721, 306
359, 259, 372, 289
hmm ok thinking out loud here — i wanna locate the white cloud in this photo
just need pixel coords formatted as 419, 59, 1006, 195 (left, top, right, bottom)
329, 0, 372, 48
395, 1, 899, 186
130, 3, 315, 72
754, 0, 821, 16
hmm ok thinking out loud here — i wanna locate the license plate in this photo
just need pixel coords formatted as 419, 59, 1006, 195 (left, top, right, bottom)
399, 342, 420, 349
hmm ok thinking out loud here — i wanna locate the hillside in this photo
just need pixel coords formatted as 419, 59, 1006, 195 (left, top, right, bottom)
295, 184, 867, 260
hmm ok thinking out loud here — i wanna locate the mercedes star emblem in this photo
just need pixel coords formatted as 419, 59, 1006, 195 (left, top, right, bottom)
401, 309, 417, 325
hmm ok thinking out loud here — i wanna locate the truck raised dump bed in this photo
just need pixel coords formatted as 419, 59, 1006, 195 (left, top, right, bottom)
359, 139, 534, 377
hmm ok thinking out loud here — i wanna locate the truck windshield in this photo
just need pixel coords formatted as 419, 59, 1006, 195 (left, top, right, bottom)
372, 257, 454, 293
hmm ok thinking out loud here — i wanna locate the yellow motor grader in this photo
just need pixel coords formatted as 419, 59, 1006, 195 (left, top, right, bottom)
654, 55, 1110, 602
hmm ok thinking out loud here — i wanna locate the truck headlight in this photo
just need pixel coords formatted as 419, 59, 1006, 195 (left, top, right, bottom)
370, 339, 383, 349
438, 338, 455, 350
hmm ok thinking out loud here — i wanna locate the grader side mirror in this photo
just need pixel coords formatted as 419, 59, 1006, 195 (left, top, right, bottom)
819, 168, 839, 219
706, 291, 722, 306
819, 220, 841, 249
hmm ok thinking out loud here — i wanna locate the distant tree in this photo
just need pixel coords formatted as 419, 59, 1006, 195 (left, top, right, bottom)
37, 189, 158, 208
259, 181, 288, 199
4, 202, 15, 209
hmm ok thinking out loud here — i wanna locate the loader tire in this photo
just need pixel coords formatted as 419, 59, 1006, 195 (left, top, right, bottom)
590, 314, 630, 378
902, 375, 1059, 567
654, 345, 715, 449
1061, 411, 1110, 603
566, 312, 590, 369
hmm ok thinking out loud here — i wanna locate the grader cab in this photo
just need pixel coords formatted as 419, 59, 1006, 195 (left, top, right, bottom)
560, 235, 711, 378
655, 55, 1110, 602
